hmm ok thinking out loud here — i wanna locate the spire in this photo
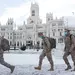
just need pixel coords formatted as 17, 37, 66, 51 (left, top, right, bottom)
7, 18, 14, 25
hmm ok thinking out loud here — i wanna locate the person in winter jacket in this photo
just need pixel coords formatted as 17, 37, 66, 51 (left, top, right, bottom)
0, 36, 15, 73
63, 29, 75, 71
34, 32, 54, 71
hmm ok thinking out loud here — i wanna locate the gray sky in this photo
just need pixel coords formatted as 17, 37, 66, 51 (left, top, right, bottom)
0, 0, 75, 26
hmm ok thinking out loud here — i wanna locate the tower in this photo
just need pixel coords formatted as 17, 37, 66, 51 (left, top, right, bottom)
27, 3, 42, 24
46, 13, 53, 23
30, 3, 39, 17
7, 18, 14, 25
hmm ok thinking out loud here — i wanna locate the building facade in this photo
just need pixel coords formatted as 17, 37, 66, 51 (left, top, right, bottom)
0, 3, 66, 48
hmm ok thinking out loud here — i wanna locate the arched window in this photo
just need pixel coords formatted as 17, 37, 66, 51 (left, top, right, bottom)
17, 42, 19, 46
60, 32, 62, 36
32, 10, 35, 16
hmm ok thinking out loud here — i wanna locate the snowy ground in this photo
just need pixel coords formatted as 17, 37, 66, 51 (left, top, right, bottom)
0, 53, 75, 75
0, 43, 75, 75
1, 64, 75, 75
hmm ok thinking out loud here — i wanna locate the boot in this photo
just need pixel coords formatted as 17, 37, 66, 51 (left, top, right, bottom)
34, 66, 41, 70
48, 68, 54, 71
10, 66, 15, 73
71, 69, 75, 71
71, 67, 75, 71
65, 65, 71, 71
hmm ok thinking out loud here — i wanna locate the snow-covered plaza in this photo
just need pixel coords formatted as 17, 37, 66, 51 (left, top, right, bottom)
0, 44, 75, 75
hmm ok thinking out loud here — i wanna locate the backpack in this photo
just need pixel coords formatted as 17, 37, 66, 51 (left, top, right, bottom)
48, 37, 56, 49
1, 38, 10, 51
69, 34, 75, 45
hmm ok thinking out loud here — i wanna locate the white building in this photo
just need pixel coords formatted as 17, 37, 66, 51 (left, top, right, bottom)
0, 18, 14, 47
46, 13, 65, 43
0, 3, 65, 48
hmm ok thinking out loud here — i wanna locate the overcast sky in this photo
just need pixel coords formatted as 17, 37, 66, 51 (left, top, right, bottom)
0, 0, 75, 26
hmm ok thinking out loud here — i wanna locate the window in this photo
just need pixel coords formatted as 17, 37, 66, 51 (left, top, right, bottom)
32, 10, 35, 13
58, 22, 63, 26
10, 36, 12, 39
37, 26, 43, 28
60, 32, 62, 36
8, 22, 13, 25
8, 22, 10, 25
53, 32, 55, 36
58, 38, 63, 43
32, 14, 35, 16
52, 29, 56, 32
14, 33, 16, 35
19, 28, 22, 30
11, 22, 13, 25
52, 23, 56, 26
14, 36, 16, 39
32, 10, 35, 16
48, 18, 50, 21
17, 36, 19, 39
26, 27, 33, 29
10, 41, 12, 45
10, 33, 12, 35
8, 36, 9, 39
58, 29, 63, 31
30, 20, 34, 23
40, 21, 42, 24
20, 36, 22, 39
17, 42, 19, 46
58, 29, 60, 31
1, 28, 5, 31
61, 29, 63, 31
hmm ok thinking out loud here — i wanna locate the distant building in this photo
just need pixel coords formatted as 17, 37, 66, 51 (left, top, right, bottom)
0, 3, 65, 48
0, 18, 14, 47
46, 13, 64, 43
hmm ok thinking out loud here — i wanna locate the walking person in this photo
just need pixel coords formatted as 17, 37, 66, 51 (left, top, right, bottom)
34, 32, 55, 71
63, 29, 75, 71
0, 36, 15, 73
69, 32, 75, 71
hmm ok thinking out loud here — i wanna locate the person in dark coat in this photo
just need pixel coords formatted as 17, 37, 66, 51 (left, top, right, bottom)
0, 36, 15, 73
